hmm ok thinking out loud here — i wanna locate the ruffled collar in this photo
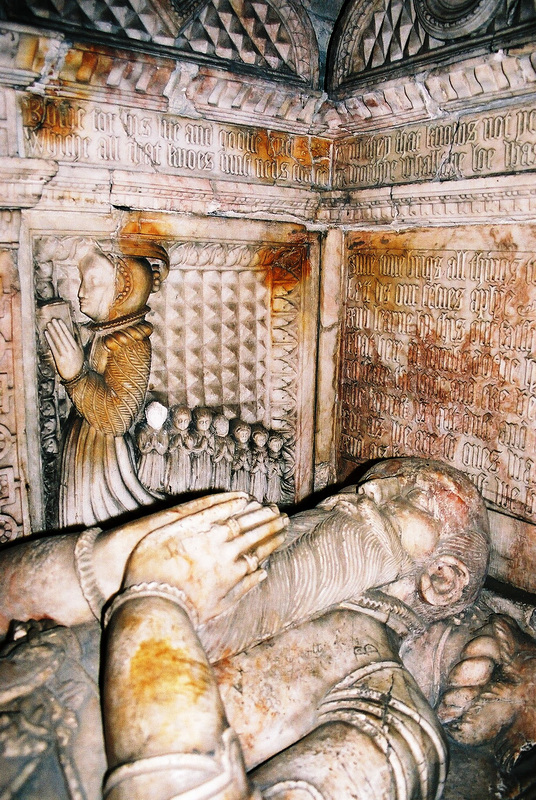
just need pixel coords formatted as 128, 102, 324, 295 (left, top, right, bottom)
86, 307, 149, 333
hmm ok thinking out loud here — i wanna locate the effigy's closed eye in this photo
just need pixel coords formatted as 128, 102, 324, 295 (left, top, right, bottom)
405, 487, 434, 514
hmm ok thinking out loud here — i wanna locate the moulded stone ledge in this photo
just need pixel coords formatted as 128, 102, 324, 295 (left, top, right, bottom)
0, 156, 58, 207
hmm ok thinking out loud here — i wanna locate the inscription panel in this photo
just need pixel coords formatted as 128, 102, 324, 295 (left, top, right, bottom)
19, 95, 331, 189
339, 227, 536, 524
334, 105, 536, 189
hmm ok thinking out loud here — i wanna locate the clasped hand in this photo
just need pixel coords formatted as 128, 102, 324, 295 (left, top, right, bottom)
123, 492, 288, 624
44, 318, 84, 382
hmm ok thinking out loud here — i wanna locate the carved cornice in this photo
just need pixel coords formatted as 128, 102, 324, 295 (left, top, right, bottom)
330, 48, 536, 133
109, 172, 320, 221
35, 166, 320, 220
0, 157, 58, 207
0, 25, 65, 88
0, 22, 326, 133
3, 21, 536, 139
318, 175, 536, 226
186, 69, 326, 132
15, 158, 536, 228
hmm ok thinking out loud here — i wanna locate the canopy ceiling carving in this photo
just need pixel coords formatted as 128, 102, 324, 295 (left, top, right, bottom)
329, 0, 536, 91
2, 0, 319, 86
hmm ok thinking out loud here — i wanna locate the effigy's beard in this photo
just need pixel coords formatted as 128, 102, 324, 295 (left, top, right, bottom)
200, 496, 409, 663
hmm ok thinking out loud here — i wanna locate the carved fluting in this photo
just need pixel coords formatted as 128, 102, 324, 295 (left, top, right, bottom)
317, 662, 448, 800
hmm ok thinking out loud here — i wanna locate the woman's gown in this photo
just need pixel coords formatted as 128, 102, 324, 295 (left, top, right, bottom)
137, 425, 168, 493
166, 431, 192, 495
59, 312, 156, 528
211, 435, 233, 491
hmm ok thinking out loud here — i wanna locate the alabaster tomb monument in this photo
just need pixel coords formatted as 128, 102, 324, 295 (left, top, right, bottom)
2, 457, 536, 800
1, 0, 536, 797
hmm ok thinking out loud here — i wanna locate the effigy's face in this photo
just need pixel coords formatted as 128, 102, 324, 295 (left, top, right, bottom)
358, 476, 442, 560
174, 412, 190, 430
214, 417, 229, 436
235, 426, 250, 444
78, 253, 116, 322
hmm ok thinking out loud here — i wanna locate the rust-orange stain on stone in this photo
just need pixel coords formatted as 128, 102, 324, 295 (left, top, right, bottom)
129, 638, 211, 704
338, 226, 536, 526
121, 216, 177, 240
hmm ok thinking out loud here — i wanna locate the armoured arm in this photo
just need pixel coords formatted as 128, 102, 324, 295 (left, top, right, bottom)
101, 500, 287, 800
250, 618, 448, 800
0, 495, 276, 635
103, 594, 255, 800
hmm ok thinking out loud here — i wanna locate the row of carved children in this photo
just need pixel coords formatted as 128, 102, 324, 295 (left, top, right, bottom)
135, 401, 291, 504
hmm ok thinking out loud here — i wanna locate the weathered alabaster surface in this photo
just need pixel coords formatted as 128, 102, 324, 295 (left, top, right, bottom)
26, 216, 317, 531
1, 458, 535, 799
338, 225, 536, 593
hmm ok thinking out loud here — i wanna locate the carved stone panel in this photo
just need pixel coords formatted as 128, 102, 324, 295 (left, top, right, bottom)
19, 94, 331, 190
333, 103, 536, 190
0, 249, 25, 541
27, 214, 318, 531
338, 226, 536, 527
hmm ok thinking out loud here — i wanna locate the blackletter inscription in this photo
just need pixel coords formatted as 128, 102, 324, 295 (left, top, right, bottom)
340, 227, 536, 524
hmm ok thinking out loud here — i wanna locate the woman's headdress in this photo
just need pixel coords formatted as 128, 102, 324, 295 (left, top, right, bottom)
93, 239, 169, 321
